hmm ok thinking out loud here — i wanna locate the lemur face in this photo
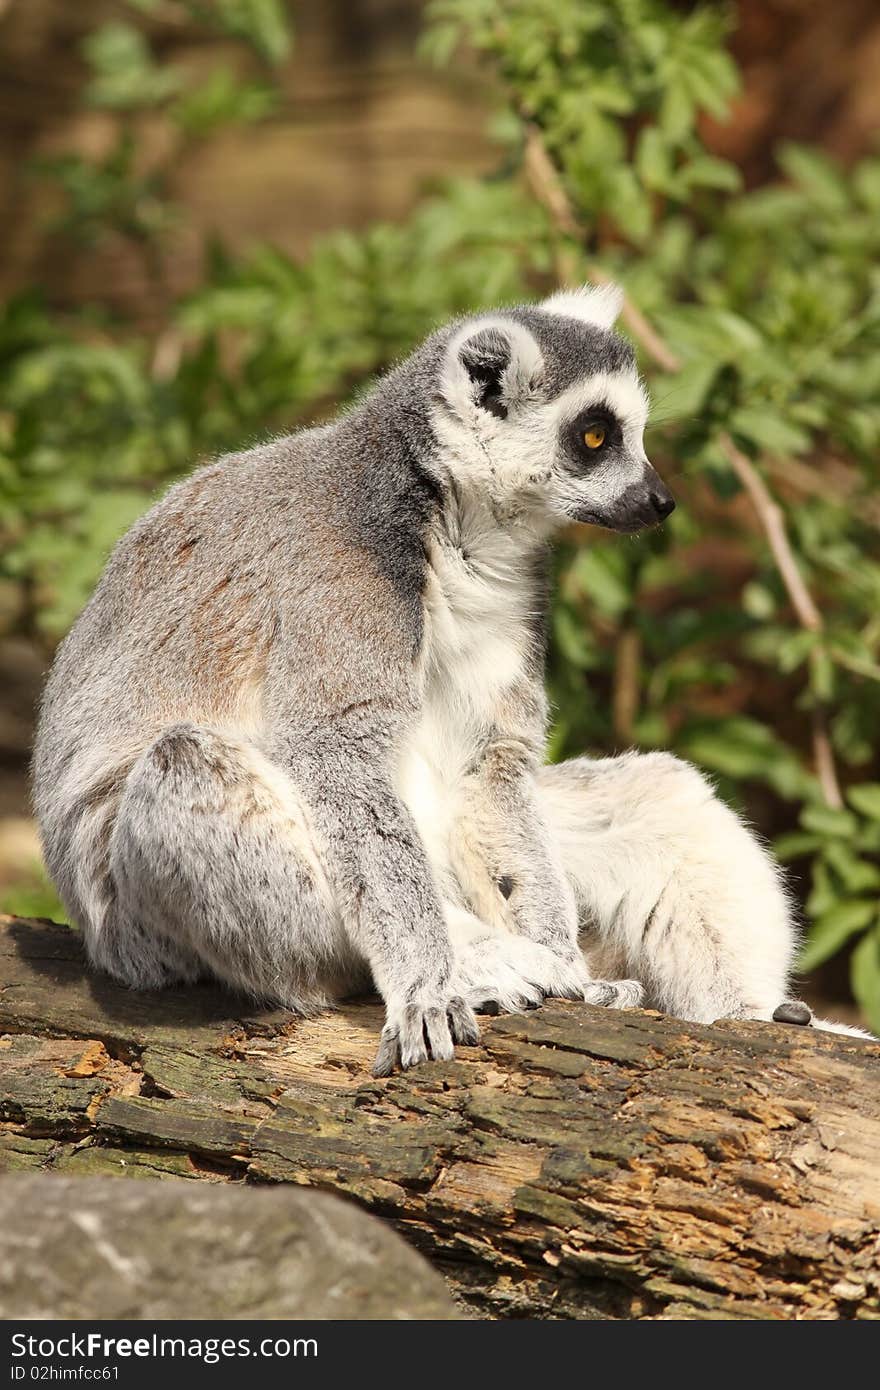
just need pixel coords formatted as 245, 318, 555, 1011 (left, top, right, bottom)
434, 284, 674, 534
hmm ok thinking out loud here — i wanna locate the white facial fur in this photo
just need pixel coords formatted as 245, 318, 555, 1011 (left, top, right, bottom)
543, 370, 651, 526
431, 285, 660, 533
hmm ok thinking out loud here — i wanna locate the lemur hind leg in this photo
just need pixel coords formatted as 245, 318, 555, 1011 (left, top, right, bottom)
535, 752, 797, 1027
101, 723, 361, 1012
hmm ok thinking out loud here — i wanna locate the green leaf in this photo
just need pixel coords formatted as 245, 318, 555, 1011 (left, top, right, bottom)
418, 21, 460, 67
728, 407, 811, 456
553, 605, 595, 670
823, 841, 880, 894
848, 784, 880, 822
777, 143, 848, 210
677, 717, 814, 800
173, 71, 278, 136
799, 900, 877, 973
189, 0, 293, 65
684, 155, 741, 192
800, 805, 859, 839
83, 23, 182, 110
636, 128, 674, 192
742, 581, 776, 621
659, 85, 695, 141
773, 831, 822, 862
850, 926, 880, 1035
657, 357, 719, 420
570, 547, 632, 619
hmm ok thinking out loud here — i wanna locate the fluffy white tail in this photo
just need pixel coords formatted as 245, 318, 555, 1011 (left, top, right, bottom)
809, 1014, 877, 1041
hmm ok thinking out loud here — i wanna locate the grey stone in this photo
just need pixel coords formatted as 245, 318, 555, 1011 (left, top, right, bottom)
0, 1175, 458, 1320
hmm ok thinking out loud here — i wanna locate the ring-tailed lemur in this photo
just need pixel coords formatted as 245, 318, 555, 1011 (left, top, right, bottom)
32, 284, 870, 1073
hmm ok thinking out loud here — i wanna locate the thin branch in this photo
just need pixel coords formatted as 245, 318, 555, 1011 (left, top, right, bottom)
612, 626, 642, 743
715, 435, 842, 804
522, 121, 844, 808
522, 123, 580, 285
151, 326, 184, 382
717, 433, 822, 633
809, 705, 845, 811
523, 123, 684, 372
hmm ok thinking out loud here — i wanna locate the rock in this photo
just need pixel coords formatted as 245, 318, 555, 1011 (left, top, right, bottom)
0, 1175, 458, 1320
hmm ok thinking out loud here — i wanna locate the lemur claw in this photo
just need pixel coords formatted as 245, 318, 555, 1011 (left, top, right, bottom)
447, 995, 481, 1046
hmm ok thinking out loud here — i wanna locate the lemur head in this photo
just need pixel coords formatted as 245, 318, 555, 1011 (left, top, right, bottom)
431, 283, 673, 534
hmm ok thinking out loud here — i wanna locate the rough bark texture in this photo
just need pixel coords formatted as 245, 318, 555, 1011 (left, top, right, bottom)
2, 914, 879, 1321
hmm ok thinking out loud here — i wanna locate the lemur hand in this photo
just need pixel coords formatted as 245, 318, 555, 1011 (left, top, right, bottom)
372, 992, 479, 1076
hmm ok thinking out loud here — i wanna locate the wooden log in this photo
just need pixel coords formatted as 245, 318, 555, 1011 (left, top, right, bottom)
1, 913, 879, 1320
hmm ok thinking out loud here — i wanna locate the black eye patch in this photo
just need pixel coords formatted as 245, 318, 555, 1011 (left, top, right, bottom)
560, 405, 624, 473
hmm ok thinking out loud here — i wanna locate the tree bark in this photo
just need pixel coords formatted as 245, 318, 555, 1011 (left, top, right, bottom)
1, 913, 878, 1320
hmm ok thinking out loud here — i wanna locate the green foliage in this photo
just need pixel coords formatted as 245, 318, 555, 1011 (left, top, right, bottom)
84, 21, 185, 110
1, 1, 878, 1022
423, 0, 741, 242
186, 0, 293, 65
1, 862, 63, 924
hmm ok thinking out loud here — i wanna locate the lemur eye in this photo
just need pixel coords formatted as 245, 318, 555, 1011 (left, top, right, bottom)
583, 424, 606, 450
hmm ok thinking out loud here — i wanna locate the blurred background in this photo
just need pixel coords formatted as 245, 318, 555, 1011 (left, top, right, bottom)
1, 0, 878, 1028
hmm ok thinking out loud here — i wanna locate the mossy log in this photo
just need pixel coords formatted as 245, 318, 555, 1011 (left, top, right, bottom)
2, 913, 879, 1321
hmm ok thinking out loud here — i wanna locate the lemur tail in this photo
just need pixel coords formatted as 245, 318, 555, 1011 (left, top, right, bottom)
772, 1000, 876, 1041
810, 1015, 876, 1040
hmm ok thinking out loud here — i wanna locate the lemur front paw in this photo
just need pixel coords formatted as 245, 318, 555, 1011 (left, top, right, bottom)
372, 994, 479, 1077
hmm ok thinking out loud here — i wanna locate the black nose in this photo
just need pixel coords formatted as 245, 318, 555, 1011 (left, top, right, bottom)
650, 489, 675, 520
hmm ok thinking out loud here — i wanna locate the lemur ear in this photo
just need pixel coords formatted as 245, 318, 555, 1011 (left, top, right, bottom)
540, 282, 624, 331
459, 326, 512, 418
442, 319, 544, 422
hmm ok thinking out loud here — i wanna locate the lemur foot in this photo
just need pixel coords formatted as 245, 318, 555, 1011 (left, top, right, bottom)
372, 994, 479, 1077
550, 953, 646, 1011
453, 934, 602, 1014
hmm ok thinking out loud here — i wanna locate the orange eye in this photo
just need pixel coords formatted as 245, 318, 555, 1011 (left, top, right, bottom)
583, 425, 606, 449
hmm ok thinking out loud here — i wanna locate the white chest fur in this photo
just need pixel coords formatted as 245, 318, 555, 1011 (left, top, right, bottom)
394, 512, 535, 892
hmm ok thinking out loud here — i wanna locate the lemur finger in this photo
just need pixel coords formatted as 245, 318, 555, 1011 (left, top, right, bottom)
543, 981, 583, 1001
447, 996, 480, 1046
372, 1026, 401, 1078
523, 981, 548, 1008
399, 1006, 431, 1069
613, 979, 644, 1009
508, 982, 545, 1012
422, 1007, 455, 1063
584, 978, 645, 1010
773, 1000, 812, 1026
501, 984, 543, 1012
